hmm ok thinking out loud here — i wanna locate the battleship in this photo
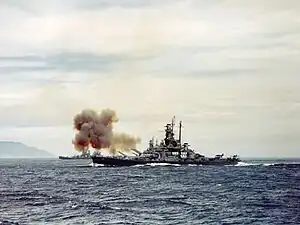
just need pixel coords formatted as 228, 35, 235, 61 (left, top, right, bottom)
91, 117, 241, 166
59, 150, 91, 160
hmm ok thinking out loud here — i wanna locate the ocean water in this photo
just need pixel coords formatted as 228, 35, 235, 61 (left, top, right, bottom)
0, 159, 299, 225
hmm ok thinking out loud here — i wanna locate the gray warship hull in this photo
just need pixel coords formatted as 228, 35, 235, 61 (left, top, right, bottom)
59, 150, 91, 160
58, 156, 91, 160
91, 117, 241, 167
91, 156, 240, 166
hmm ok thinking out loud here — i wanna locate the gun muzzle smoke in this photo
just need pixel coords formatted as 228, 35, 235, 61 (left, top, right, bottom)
72, 109, 141, 154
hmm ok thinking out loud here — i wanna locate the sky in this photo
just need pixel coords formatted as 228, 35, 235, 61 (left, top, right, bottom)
0, 0, 299, 158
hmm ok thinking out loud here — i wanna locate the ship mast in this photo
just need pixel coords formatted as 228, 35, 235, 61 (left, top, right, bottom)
179, 121, 182, 146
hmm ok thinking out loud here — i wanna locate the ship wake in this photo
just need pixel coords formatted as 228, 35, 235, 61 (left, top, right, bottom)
231, 161, 300, 167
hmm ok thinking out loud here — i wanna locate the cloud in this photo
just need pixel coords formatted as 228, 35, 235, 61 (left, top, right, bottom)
0, 53, 124, 74
1, 0, 299, 55
1, 0, 299, 79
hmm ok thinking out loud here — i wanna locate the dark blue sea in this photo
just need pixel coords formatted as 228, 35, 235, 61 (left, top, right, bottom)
0, 159, 299, 225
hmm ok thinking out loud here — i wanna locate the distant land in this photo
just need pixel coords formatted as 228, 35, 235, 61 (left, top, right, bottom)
0, 141, 55, 158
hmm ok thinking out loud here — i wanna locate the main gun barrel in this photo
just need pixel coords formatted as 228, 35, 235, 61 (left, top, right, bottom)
131, 148, 142, 155
118, 151, 127, 157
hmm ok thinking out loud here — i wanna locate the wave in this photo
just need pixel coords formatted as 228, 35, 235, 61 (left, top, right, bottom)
234, 162, 281, 166
135, 163, 181, 167
89, 161, 300, 168
0, 219, 20, 225
138, 163, 202, 167
234, 161, 300, 167
89, 163, 105, 167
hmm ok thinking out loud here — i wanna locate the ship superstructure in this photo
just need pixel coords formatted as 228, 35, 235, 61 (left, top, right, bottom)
141, 117, 205, 161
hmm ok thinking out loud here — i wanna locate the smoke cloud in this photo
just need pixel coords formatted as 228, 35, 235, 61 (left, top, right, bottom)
72, 109, 141, 154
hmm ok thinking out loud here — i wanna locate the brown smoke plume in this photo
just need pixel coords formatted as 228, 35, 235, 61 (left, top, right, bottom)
72, 109, 141, 154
